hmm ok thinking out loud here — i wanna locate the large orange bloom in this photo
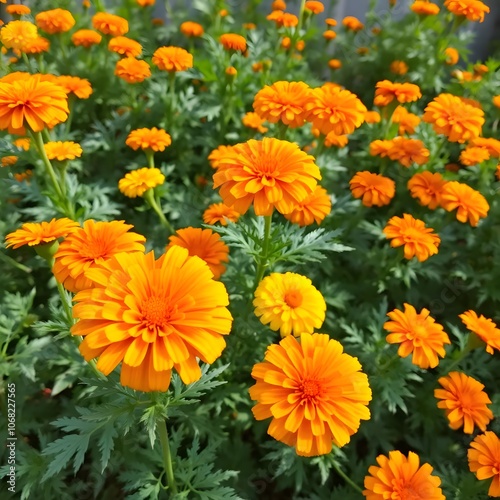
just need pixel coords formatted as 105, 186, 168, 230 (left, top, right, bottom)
469, 137, 500, 158
373, 80, 421, 107
283, 185, 331, 226
349, 171, 395, 207
92, 12, 129, 36
166, 227, 229, 280
53, 220, 146, 293
108, 36, 142, 58
387, 137, 430, 167
440, 181, 489, 226
71, 29, 102, 48
220, 33, 247, 52
152, 46, 193, 72
126, 127, 172, 152
5, 218, 79, 249
71, 246, 233, 392
115, 58, 151, 84
35, 9, 75, 34
202, 203, 240, 226
468, 432, 500, 497
435, 372, 493, 434
364, 450, 445, 499
391, 106, 420, 135
459, 310, 500, 354
253, 81, 311, 128
249, 333, 371, 456
213, 138, 321, 216
407, 171, 448, 210
118, 167, 165, 198
411, 1, 440, 15
180, 21, 204, 37
444, 0, 490, 22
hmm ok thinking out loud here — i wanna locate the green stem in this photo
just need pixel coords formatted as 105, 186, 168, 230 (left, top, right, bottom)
332, 460, 363, 495
253, 214, 272, 290
445, 343, 472, 373
64, 98, 74, 138
0, 251, 32, 273
146, 150, 155, 169
56, 280, 74, 326
166, 72, 176, 126
158, 420, 178, 496
145, 189, 175, 234
21, 53, 34, 72
276, 122, 288, 140
297, 0, 306, 33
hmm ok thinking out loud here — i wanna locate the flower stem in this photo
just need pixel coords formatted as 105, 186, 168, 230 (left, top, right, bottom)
146, 150, 155, 169
0, 251, 32, 274
144, 189, 175, 234
158, 420, 178, 496
253, 214, 272, 290
332, 460, 364, 495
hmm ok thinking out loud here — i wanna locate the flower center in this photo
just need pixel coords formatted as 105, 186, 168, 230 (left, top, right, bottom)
142, 295, 171, 329
284, 290, 303, 308
300, 379, 322, 400
401, 227, 423, 243
80, 239, 112, 260
408, 323, 427, 346
394, 481, 421, 500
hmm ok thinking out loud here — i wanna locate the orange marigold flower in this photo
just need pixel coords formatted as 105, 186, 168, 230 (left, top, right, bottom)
22, 36, 50, 54
5, 218, 79, 249
364, 110, 381, 123
213, 138, 321, 216
115, 57, 151, 83
468, 432, 500, 497
469, 137, 500, 158
391, 106, 420, 135
56, 76, 93, 99
283, 185, 331, 226
390, 60, 408, 75
364, 450, 445, 499
118, 167, 165, 198
253, 81, 311, 129
408, 171, 447, 210
410, 1, 440, 15
0, 20, 38, 51
328, 58, 342, 69
243, 23, 257, 30
305, 85, 367, 136
423, 93, 484, 143
203, 202, 240, 225
108, 36, 142, 58
369, 139, 393, 157
440, 181, 489, 226
305, 1, 324, 14
126, 127, 172, 152
444, 0, 489, 22
323, 30, 337, 41
272, 0, 286, 9
374, 80, 422, 107
7, 5, 31, 16
342, 16, 364, 31
383, 214, 440, 263
325, 17, 337, 26
35, 9, 75, 34
323, 131, 348, 148
152, 46, 193, 72
136, 0, 155, 5
219, 33, 246, 52
459, 146, 490, 166
435, 371, 493, 434
460, 310, 500, 354
250, 333, 372, 456
387, 136, 430, 167
2, 155, 17, 167
92, 12, 129, 36
167, 227, 229, 280
493, 95, 500, 108
242, 112, 268, 133
71, 246, 232, 391
208, 145, 235, 169
180, 21, 204, 37
53, 220, 146, 293
350, 171, 395, 207
71, 29, 102, 48
0, 74, 69, 134
384, 303, 450, 368
44, 141, 82, 161
225, 66, 237, 76
13, 170, 32, 183
444, 47, 459, 65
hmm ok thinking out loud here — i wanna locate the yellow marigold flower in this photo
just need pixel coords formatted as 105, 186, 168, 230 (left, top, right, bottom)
167, 227, 229, 280
208, 145, 235, 169
283, 185, 331, 227
53, 220, 146, 293
305, 1, 324, 14
369, 139, 392, 157
364, 110, 381, 123
325, 17, 337, 26
323, 131, 348, 148
383, 214, 440, 263
374, 80, 422, 107
407, 171, 447, 210
387, 136, 430, 167
305, 85, 367, 136
108, 36, 142, 58
469, 137, 500, 158
44, 141, 83, 161
56, 76, 93, 99
1, 155, 18, 167
180, 21, 204, 37
219, 33, 246, 52
435, 372, 493, 434
342, 16, 364, 31
5, 218, 79, 249
253, 272, 326, 337
460, 310, 500, 354
323, 30, 337, 41
328, 58, 342, 69
7, 5, 31, 16
71, 246, 232, 391
390, 60, 408, 75
203, 202, 240, 226
13, 138, 30, 150
92, 12, 129, 36
391, 106, 420, 135
35, 9, 75, 34
126, 127, 172, 152
213, 138, 321, 216
272, 0, 286, 9
253, 81, 311, 129
364, 450, 445, 499
440, 181, 489, 226
22, 36, 50, 54
250, 333, 372, 456
118, 167, 165, 198
444, 47, 459, 65
423, 93, 484, 143
444, 0, 489, 22
242, 112, 268, 133
0, 20, 38, 51
468, 432, 500, 497
152, 46, 193, 72
459, 146, 490, 166
350, 171, 395, 207
115, 57, 151, 83
384, 303, 450, 368
0, 74, 69, 134
71, 29, 102, 48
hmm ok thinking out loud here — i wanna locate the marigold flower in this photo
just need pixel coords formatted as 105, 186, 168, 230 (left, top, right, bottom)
152, 46, 193, 72
305, 1, 324, 14
2, 155, 18, 167
243, 23, 257, 30
225, 66, 237, 76
71, 29, 102, 48
35, 9, 75, 34
364, 110, 381, 124
71, 246, 232, 391
390, 60, 408, 75
108, 36, 142, 58
444, 0, 489, 22
283, 185, 331, 227
350, 172, 395, 207
423, 93, 484, 143
324, 132, 348, 148
272, 0, 286, 9
493, 95, 500, 108
180, 21, 204, 37
13, 138, 30, 151
374, 80, 422, 107
7, 5, 31, 16
323, 30, 337, 41
440, 181, 489, 226
203, 203, 240, 226
242, 112, 268, 133
328, 58, 342, 69
459, 146, 490, 166
126, 127, 172, 152
250, 333, 372, 456
369, 139, 392, 158
0, 20, 38, 51
435, 372, 492, 434
167, 227, 229, 280
364, 450, 445, 499
407, 171, 447, 210
208, 145, 235, 169
342, 16, 364, 31
56, 76, 93, 99
92, 12, 129, 36
219, 33, 247, 52
115, 57, 151, 83
459, 310, 500, 354
5, 218, 79, 249
444, 47, 459, 65
469, 137, 500, 158
253, 81, 311, 129
468, 432, 500, 497
213, 138, 321, 216
384, 303, 450, 368
119, 167, 165, 198
53, 220, 146, 293
387, 136, 430, 167
383, 214, 440, 263
14, 170, 32, 183
136, 0, 155, 5
325, 18, 337, 26
22, 36, 50, 54
44, 141, 82, 161
391, 106, 420, 135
